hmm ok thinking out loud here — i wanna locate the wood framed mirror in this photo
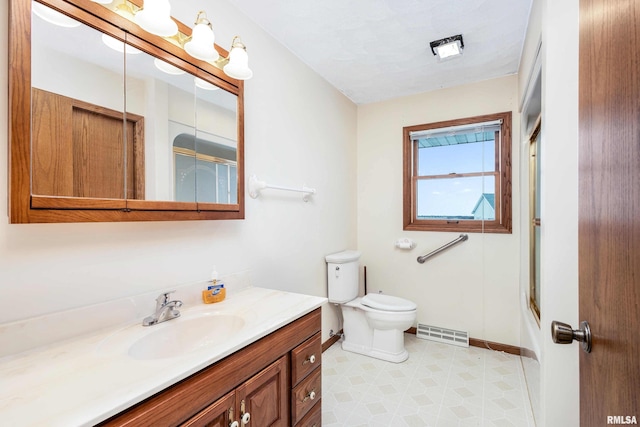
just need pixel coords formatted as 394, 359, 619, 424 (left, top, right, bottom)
8, 0, 245, 223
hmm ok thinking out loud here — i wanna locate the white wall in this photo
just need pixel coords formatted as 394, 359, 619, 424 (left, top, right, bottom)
0, 0, 357, 343
356, 75, 521, 346
32, 48, 124, 112
517, 0, 542, 423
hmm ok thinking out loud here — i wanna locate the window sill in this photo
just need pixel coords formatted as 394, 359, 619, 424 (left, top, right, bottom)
403, 221, 512, 234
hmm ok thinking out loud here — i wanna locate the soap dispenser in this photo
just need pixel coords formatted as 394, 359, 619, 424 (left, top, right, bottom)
202, 266, 226, 304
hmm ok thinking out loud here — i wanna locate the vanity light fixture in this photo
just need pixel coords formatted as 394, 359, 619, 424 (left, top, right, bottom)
430, 34, 464, 60
222, 36, 253, 80
134, 0, 178, 37
90, 1, 253, 80
184, 11, 218, 61
113, 0, 135, 20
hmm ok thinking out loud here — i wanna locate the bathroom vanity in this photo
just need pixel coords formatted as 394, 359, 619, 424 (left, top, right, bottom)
0, 288, 325, 426
99, 310, 322, 426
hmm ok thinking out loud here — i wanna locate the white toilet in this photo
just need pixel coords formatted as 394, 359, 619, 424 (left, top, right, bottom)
325, 250, 417, 363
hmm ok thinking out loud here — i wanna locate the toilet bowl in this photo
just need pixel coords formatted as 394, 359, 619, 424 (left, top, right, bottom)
325, 250, 417, 363
361, 293, 417, 330
341, 295, 417, 363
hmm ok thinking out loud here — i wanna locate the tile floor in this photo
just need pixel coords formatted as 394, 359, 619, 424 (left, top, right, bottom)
321, 334, 536, 427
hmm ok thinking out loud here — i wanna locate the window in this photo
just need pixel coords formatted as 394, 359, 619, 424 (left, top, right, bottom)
403, 112, 512, 233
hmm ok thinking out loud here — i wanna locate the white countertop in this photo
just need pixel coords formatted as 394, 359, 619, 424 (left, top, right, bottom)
0, 287, 326, 427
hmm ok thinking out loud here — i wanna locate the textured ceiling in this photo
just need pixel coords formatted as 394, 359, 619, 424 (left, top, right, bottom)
225, 0, 533, 104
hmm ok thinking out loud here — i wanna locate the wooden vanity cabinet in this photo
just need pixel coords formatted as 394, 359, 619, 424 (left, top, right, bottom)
98, 308, 320, 427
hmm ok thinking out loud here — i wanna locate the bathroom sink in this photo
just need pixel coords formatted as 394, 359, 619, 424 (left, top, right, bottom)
126, 313, 245, 360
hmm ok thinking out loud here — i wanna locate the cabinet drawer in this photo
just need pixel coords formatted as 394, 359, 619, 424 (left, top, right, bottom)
291, 332, 321, 386
291, 367, 321, 425
295, 399, 321, 427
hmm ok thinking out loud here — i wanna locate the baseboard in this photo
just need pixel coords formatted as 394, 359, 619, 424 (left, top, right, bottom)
405, 327, 523, 356
328, 328, 525, 357
468, 338, 521, 356
520, 347, 539, 361
322, 329, 342, 352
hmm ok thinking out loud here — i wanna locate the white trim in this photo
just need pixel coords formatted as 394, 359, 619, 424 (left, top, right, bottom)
520, 37, 543, 113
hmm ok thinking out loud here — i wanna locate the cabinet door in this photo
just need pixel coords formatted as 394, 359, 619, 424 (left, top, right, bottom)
236, 356, 289, 427
181, 390, 235, 427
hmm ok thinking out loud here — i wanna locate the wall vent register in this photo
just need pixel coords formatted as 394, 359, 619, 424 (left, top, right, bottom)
416, 323, 469, 348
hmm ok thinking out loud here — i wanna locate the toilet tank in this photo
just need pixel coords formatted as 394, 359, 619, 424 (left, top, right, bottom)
325, 250, 361, 303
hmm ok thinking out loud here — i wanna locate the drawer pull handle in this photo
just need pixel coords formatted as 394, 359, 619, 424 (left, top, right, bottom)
302, 389, 316, 402
303, 354, 316, 365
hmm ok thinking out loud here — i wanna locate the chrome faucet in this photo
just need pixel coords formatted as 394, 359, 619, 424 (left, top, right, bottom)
142, 291, 183, 326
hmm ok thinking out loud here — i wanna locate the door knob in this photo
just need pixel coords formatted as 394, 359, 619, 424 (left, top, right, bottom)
551, 320, 592, 353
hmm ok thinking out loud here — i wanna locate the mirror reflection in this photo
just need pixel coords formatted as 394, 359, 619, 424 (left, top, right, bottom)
31, 4, 127, 199
125, 48, 197, 202
194, 79, 238, 204
30, 2, 239, 204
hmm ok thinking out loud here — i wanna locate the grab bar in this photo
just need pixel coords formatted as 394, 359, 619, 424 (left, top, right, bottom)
248, 175, 316, 202
417, 234, 468, 264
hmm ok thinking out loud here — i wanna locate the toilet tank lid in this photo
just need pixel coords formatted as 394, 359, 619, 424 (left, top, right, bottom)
362, 293, 417, 311
325, 250, 362, 263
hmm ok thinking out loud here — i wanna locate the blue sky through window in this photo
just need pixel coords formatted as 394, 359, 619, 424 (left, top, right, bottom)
416, 138, 495, 218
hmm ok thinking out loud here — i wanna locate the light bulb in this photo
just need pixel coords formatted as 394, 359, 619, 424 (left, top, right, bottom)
134, 0, 178, 37
184, 12, 217, 61
223, 37, 252, 80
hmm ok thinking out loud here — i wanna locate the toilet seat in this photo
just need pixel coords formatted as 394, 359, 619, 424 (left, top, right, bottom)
361, 293, 417, 312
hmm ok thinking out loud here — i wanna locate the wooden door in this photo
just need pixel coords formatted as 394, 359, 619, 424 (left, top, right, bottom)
31, 88, 145, 199
579, 0, 640, 425
236, 356, 288, 427
72, 106, 130, 199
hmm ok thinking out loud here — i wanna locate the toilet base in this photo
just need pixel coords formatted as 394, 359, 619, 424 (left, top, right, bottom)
338, 299, 414, 364
341, 340, 409, 363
